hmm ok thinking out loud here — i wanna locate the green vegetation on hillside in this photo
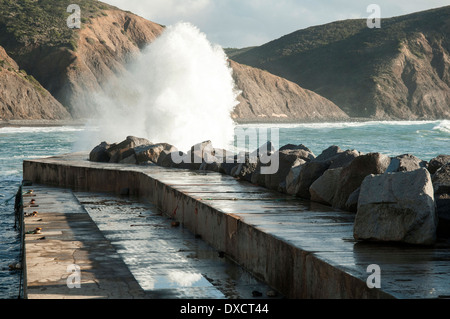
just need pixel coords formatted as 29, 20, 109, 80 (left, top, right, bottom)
224, 47, 257, 58
0, 0, 114, 53
232, 6, 450, 118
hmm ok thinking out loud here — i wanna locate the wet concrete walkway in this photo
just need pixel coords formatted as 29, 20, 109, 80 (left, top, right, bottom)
23, 185, 277, 299
22, 152, 450, 299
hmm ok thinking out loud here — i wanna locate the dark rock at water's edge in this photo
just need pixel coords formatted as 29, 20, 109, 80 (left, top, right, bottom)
433, 163, 450, 238
89, 142, 111, 163
90, 138, 450, 244
428, 155, 450, 175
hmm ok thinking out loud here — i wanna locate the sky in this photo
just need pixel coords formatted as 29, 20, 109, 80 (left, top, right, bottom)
102, 0, 450, 48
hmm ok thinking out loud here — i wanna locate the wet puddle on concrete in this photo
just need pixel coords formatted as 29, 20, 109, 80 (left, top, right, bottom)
75, 192, 280, 299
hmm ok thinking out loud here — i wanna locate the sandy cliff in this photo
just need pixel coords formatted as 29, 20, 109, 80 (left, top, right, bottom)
0, 46, 70, 120
230, 60, 349, 122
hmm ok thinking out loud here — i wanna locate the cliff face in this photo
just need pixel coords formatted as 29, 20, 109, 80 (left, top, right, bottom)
232, 6, 450, 120
13, 9, 165, 118
229, 60, 349, 122
0, 1, 163, 120
0, 1, 350, 123
8, 2, 447, 123
0, 46, 70, 120
370, 33, 450, 119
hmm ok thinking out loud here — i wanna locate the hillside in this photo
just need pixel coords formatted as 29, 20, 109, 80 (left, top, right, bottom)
0, 0, 350, 122
232, 6, 450, 120
0, 46, 70, 120
230, 60, 348, 122
0, 0, 164, 118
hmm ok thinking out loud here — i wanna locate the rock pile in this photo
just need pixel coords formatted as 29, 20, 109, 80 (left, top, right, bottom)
90, 136, 450, 245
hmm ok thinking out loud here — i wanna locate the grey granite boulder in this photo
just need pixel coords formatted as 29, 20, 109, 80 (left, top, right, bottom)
294, 161, 330, 199
119, 154, 138, 165
89, 142, 111, 163
313, 145, 343, 162
107, 136, 152, 163
309, 168, 343, 206
332, 153, 391, 210
185, 141, 215, 169
354, 168, 437, 245
158, 151, 186, 168
386, 154, 427, 173
328, 150, 361, 169
285, 160, 307, 195
264, 148, 315, 191
231, 153, 259, 182
251, 146, 314, 190
428, 155, 450, 175
135, 143, 178, 165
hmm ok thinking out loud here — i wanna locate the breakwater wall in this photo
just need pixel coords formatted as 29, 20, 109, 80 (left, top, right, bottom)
22, 152, 450, 299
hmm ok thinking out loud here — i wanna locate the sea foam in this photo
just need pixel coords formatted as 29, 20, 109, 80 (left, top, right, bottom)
76, 22, 239, 152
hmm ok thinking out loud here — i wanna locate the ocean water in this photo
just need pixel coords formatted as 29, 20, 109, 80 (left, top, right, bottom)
0, 126, 87, 299
0, 120, 449, 298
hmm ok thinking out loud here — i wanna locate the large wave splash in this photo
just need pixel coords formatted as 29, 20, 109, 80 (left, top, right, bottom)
76, 22, 240, 152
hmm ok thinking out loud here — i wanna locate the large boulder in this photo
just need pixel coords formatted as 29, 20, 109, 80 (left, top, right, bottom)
428, 155, 450, 175
89, 142, 112, 163
230, 153, 259, 182
332, 153, 391, 210
135, 143, 178, 165
309, 168, 343, 206
285, 160, 307, 195
328, 150, 361, 169
159, 151, 186, 168
182, 141, 216, 170
263, 148, 315, 191
250, 141, 276, 157
293, 161, 330, 199
386, 154, 427, 173
354, 168, 437, 245
278, 144, 313, 153
107, 136, 152, 163
292, 147, 359, 201
313, 145, 343, 162
432, 163, 450, 237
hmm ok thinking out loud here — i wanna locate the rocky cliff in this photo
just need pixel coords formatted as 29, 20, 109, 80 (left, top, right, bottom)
0, 46, 70, 120
7, 2, 447, 122
0, 1, 164, 119
229, 60, 349, 122
232, 6, 450, 120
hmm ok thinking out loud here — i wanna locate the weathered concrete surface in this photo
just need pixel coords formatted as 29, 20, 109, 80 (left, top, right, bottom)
22, 152, 450, 299
23, 186, 276, 299
22, 186, 146, 299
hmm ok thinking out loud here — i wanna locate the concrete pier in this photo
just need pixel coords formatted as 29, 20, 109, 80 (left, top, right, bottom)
22, 186, 276, 299
22, 152, 450, 299
23, 186, 146, 299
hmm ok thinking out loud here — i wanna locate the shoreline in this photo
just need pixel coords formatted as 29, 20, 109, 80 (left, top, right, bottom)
0, 119, 86, 128
1, 118, 448, 129
234, 117, 449, 125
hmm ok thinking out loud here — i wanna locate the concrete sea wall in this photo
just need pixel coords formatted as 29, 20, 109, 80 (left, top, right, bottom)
23, 152, 450, 299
